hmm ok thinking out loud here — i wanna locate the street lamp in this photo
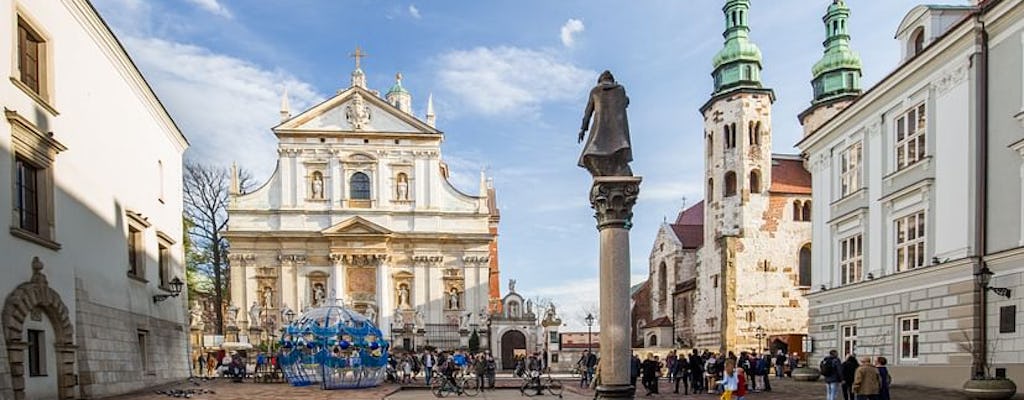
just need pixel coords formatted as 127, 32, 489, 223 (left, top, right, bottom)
754, 325, 766, 353
584, 313, 595, 355
153, 277, 184, 303
973, 266, 1012, 378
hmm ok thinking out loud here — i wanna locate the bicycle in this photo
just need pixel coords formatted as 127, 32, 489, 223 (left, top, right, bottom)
431, 373, 479, 397
569, 364, 582, 379
519, 370, 563, 398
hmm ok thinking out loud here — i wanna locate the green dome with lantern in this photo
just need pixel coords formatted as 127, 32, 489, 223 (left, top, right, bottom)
810, 0, 863, 104
711, 0, 766, 95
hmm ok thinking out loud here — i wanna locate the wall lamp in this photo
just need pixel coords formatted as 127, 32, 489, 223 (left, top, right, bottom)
153, 277, 184, 303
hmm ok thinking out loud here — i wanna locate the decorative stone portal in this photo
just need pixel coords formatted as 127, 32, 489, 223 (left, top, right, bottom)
2, 258, 76, 400
500, 330, 526, 370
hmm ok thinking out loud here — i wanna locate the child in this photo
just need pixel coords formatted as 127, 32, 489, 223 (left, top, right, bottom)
717, 359, 739, 400
734, 367, 749, 400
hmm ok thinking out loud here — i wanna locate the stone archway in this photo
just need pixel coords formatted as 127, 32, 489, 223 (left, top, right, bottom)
500, 330, 526, 370
2, 258, 76, 400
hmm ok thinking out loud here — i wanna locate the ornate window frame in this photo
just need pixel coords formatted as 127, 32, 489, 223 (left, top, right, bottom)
7, 109, 64, 249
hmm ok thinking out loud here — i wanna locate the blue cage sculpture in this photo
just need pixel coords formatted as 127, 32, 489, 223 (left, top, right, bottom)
277, 305, 389, 389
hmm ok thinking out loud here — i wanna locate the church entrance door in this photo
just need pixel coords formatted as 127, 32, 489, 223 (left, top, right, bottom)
500, 330, 526, 370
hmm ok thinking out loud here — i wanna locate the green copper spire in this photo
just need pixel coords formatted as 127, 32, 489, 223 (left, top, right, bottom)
711, 0, 764, 95
810, 0, 862, 104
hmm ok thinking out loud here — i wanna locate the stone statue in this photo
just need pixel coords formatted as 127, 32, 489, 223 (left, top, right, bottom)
526, 300, 533, 315
312, 174, 324, 199
280, 305, 293, 322
396, 174, 409, 200
508, 279, 516, 293
578, 70, 633, 177
397, 285, 410, 307
249, 301, 262, 328
394, 308, 405, 326
189, 301, 205, 328
460, 313, 471, 330
414, 307, 426, 329
262, 287, 273, 308
313, 283, 326, 306
448, 288, 460, 310
226, 304, 239, 328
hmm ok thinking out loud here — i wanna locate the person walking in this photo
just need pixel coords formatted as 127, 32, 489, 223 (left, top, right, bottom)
673, 352, 689, 394
640, 353, 661, 395
474, 353, 488, 391
716, 359, 739, 400
820, 350, 843, 400
774, 350, 787, 378
852, 357, 881, 400
197, 353, 207, 377
421, 350, 436, 386
875, 357, 891, 400
485, 351, 497, 389
689, 349, 704, 394
630, 353, 641, 389
758, 353, 771, 392
841, 355, 860, 400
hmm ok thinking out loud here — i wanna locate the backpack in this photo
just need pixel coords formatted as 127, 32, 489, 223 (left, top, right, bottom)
820, 358, 837, 377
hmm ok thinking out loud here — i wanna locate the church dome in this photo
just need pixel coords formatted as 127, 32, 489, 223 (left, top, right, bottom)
712, 38, 762, 70
278, 305, 389, 389
811, 48, 862, 78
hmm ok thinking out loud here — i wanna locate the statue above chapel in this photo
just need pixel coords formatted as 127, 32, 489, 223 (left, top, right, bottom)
577, 70, 633, 177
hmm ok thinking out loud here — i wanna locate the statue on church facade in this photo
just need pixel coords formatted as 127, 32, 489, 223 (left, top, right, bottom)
249, 301, 262, 328
508, 279, 516, 293
448, 288, 460, 310
396, 173, 409, 200
394, 308, 405, 326
313, 283, 326, 307
226, 304, 239, 329
397, 284, 410, 307
311, 172, 324, 199
262, 286, 274, 308
189, 301, 205, 328
578, 70, 633, 177
346, 93, 372, 130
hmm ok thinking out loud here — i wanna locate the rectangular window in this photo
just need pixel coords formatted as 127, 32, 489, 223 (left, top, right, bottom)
15, 157, 40, 233
17, 18, 43, 95
840, 235, 863, 285
157, 160, 165, 203
898, 316, 920, 361
158, 243, 169, 288
1000, 306, 1017, 334
138, 330, 149, 371
28, 329, 45, 376
128, 226, 143, 278
841, 324, 857, 358
840, 142, 862, 197
895, 211, 926, 272
895, 103, 927, 170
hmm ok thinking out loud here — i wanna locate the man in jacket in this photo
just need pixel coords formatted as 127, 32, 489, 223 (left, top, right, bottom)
630, 353, 641, 389
821, 350, 844, 400
421, 351, 436, 386
852, 357, 881, 400
688, 350, 704, 393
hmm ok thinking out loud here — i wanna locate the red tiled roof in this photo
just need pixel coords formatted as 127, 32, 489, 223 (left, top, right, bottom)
674, 201, 704, 225
770, 157, 812, 195
643, 316, 673, 328
670, 224, 703, 249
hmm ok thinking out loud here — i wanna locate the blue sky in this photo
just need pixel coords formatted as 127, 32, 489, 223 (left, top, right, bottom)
93, 0, 968, 329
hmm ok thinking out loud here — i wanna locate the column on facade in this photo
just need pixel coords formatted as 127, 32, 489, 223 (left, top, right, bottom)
332, 256, 346, 306
230, 256, 247, 326
378, 259, 392, 333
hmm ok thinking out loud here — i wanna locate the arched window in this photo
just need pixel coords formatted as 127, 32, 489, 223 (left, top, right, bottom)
708, 178, 714, 198
723, 124, 733, 149
793, 200, 802, 221
753, 121, 762, 145
743, 65, 752, 80
350, 172, 371, 199
799, 244, 812, 287
911, 27, 925, 55
730, 123, 737, 148
649, 334, 658, 347
802, 200, 812, 221
749, 170, 761, 194
707, 132, 713, 156
658, 262, 668, 305
724, 172, 737, 197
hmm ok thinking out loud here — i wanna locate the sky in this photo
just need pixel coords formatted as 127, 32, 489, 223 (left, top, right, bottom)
92, 0, 969, 330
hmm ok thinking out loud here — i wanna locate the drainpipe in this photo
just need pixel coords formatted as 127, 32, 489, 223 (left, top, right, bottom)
970, 10, 989, 379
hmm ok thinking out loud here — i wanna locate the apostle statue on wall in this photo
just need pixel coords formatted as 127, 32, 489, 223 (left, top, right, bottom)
226, 304, 239, 329
311, 172, 324, 199
249, 301, 262, 328
393, 308, 405, 326
397, 284, 410, 308
262, 286, 274, 308
577, 70, 633, 177
313, 283, 326, 307
414, 306, 426, 329
508, 279, 516, 293
396, 173, 409, 200
189, 301, 205, 329
448, 288, 460, 310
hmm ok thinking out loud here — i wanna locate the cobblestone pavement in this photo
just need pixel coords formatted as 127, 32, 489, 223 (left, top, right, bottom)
100, 375, 1020, 400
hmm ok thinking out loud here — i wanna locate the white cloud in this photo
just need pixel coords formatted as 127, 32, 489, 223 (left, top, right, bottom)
408, 4, 421, 19
122, 36, 322, 181
436, 46, 595, 117
184, 0, 232, 18
560, 18, 585, 47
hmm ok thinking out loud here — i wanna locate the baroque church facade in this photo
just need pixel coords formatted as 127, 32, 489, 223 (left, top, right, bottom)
639, 0, 815, 353
224, 56, 501, 350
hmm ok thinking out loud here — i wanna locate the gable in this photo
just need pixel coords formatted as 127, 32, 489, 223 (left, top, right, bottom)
322, 216, 393, 236
276, 87, 440, 135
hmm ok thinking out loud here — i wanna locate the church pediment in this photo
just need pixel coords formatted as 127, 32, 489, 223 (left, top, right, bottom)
322, 216, 393, 236
276, 87, 440, 135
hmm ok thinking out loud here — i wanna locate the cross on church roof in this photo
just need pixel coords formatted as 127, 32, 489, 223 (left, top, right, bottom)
350, 46, 368, 69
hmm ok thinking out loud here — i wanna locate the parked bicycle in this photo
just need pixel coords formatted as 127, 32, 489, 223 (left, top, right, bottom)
431, 373, 479, 397
520, 370, 563, 398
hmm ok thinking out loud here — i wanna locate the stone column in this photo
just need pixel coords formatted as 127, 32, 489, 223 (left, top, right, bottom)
590, 176, 641, 399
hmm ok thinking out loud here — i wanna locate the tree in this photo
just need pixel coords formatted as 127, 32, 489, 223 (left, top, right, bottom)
183, 161, 253, 334
468, 330, 480, 353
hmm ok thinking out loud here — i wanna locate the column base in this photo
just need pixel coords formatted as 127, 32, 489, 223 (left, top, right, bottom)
595, 384, 635, 399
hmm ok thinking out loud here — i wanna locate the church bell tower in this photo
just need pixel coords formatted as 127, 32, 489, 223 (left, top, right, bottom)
799, 0, 863, 136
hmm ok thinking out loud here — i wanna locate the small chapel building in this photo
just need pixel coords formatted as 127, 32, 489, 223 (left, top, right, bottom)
224, 55, 501, 350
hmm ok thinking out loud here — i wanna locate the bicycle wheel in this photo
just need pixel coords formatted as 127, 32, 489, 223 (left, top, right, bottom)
431, 378, 446, 397
461, 377, 479, 397
520, 379, 538, 397
546, 376, 563, 397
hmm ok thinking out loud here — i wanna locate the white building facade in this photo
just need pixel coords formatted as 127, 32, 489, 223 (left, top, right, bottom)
224, 64, 500, 351
797, 0, 1024, 389
0, 1, 190, 399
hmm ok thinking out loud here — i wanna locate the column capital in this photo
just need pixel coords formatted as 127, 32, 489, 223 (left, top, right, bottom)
589, 176, 642, 230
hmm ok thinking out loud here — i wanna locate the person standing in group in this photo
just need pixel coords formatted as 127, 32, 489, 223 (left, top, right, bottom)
852, 356, 881, 400
666, 350, 678, 382
630, 353, 642, 389
716, 359, 739, 400
474, 353, 488, 391
875, 357, 891, 400
421, 350, 436, 386
841, 355, 860, 400
578, 349, 597, 388
820, 350, 844, 400
640, 352, 662, 396
197, 353, 206, 377
485, 351, 497, 388
788, 352, 800, 377
689, 349, 704, 393
758, 353, 772, 392
673, 352, 689, 394
774, 350, 787, 378
705, 353, 720, 394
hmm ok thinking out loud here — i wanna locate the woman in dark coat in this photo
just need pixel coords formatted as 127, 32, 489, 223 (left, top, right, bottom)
841, 355, 859, 400
876, 356, 892, 400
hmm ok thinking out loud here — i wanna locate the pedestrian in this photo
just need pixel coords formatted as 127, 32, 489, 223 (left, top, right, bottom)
630, 353, 641, 389
689, 349, 704, 393
758, 353, 771, 392
788, 352, 800, 377
705, 353, 720, 394
485, 351, 497, 388
841, 355, 859, 400
421, 350, 436, 386
640, 352, 661, 395
206, 354, 216, 377
197, 353, 207, 377
673, 352, 689, 394
852, 356, 881, 400
402, 355, 412, 383
820, 350, 843, 400
474, 353, 487, 391
875, 357, 891, 400
666, 350, 677, 382
734, 367, 749, 400
716, 359, 739, 400
774, 350, 787, 378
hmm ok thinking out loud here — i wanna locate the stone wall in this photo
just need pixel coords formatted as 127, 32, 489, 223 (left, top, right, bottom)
75, 297, 188, 399
0, 328, 11, 399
